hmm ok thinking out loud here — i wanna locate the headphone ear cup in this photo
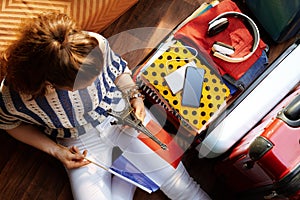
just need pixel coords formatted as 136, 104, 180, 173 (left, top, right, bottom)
212, 42, 235, 55
207, 17, 229, 37
208, 11, 260, 63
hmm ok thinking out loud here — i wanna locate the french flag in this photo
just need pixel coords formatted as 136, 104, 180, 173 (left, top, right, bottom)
111, 117, 184, 193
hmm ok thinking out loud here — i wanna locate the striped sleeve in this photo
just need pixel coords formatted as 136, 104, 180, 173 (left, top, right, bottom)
87, 32, 130, 81
0, 95, 22, 130
106, 42, 128, 76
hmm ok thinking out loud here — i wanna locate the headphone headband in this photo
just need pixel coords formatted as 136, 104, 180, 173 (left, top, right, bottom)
208, 11, 260, 63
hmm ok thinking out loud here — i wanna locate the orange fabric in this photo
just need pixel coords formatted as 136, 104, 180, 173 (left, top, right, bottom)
174, 0, 266, 80
138, 120, 183, 168
0, 0, 138, 52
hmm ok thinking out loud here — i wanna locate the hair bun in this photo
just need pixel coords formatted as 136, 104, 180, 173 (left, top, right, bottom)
54, 35, 65, 43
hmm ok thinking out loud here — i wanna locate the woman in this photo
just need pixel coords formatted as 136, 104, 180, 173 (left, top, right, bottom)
0, 12, 211, 200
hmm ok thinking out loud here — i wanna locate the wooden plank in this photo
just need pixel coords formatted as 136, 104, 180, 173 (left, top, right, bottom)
0, 139, 71, 199
0, 132, 18, 172
0, 143, 41, 199
102, 0, 200, 70
22, 153, 70, 199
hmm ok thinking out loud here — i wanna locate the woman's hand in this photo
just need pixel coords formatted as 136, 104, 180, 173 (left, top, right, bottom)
130, 97, 146, 122
54, 145, 90, 169
7, 124, 90, 169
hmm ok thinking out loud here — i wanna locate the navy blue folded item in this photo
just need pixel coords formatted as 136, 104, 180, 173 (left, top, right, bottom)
223, 50, 268, 95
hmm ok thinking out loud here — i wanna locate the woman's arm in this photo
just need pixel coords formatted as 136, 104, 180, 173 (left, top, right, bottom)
6, 123, 90, 169
114, 73, 146, 121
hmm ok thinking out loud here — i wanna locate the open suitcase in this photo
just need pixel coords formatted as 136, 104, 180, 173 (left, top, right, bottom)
197, 39, 300, 158
134, 0, 269, 140
215, 84, 300, 200
132, 0, 300, 159
131, 1, 300, 198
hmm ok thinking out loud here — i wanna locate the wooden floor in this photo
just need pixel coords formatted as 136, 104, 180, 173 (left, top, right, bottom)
0, 0, 298, 199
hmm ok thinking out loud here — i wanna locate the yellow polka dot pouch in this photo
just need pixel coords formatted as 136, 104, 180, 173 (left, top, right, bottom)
141, 40, 230, 131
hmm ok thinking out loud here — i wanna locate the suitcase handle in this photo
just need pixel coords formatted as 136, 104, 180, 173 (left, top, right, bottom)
277, 93, 300, 127
284, 94, 300, 120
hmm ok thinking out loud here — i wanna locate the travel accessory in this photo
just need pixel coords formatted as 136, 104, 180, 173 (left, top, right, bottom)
174, 0, 267, 80
207, 11, 260, 63
181, 66, 205, 108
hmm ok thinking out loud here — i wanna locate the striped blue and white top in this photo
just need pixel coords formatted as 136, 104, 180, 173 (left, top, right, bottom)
0, 32, 130, 138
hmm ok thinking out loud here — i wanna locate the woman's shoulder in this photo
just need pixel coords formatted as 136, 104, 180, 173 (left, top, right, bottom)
85, 31, 108, 51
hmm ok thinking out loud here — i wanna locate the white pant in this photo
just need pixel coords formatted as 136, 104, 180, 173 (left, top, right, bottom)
57, 110, 211, 200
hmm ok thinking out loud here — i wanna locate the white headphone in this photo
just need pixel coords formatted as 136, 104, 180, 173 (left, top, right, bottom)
207, 11, 260, 63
